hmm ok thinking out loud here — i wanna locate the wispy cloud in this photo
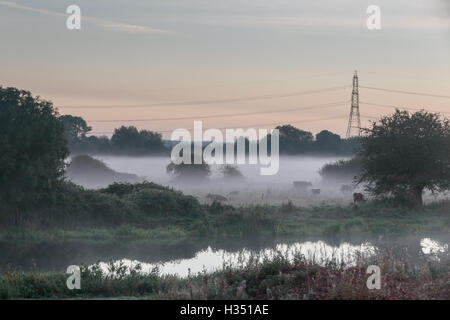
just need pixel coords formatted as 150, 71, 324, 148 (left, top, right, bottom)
166, 14, 450, 31
0, 0, 173, 34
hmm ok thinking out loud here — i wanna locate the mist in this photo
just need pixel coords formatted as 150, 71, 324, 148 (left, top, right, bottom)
66, 155, 356, 204
66, 154, 449, 205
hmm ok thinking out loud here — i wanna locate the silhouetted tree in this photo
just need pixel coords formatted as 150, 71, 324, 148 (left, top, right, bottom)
276, 125, 313, 154
220, 165, 244, 180
315, 130, 341, 153
0, 87, 69, 222
60, 115, 92, 151
357, 110, 450, 206
166, 152, 211, 182
111, 126, 166, 154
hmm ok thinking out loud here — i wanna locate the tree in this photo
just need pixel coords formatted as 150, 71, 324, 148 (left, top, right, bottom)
357, 110, 450, 206
60, 115, 91, 141
276, 125, 313, 154
166, 152, 211, 182
220, 165, 244, 180
319, 158, 361, 182
140, 129, 166, 153
111, 126, 166, 154
59, 115, 92, 150
0, 87, 69, 216
111, 126, 141, 152
315, 130, 342, 153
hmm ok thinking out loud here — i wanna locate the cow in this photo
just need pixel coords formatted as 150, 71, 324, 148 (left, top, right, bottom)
353, 192, 365, 203
340, 184, 354, 194
293, 181, 312, 192
311, 189, 321, 195
206, 194, 228, 202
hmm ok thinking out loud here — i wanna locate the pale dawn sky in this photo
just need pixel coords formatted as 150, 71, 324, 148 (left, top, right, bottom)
0, 0, 449, 138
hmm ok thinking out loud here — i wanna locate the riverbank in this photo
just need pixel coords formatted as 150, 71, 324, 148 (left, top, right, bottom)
1, 250, 449, 300
2, 199, 449, 242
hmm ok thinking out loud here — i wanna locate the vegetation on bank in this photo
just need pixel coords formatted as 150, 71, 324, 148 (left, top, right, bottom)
2, 187, 449, 242
1, 251, 448, 299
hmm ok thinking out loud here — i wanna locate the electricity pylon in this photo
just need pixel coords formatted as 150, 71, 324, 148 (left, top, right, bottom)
346, 71, 361, 138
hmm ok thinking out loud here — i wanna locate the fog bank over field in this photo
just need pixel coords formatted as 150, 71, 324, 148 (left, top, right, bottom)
79, 155, 355, 205
63, 155, 446, 205
93, 155, 346, 185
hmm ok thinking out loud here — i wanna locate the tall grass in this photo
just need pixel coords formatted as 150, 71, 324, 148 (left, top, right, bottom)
1, 250, 448, 299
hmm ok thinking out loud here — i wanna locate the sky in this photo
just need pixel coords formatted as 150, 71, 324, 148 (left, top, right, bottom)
0, 0, 449, 138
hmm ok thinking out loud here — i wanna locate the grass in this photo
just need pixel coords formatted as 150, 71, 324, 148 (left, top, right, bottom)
0, 225, 190, 242
2, 200, 449, 242
1, 251, 449, 300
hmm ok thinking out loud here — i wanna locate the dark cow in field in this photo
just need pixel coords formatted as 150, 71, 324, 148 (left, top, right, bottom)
353, 193, 365, 203
311, 189, 321, 195
206, 194, 228, 202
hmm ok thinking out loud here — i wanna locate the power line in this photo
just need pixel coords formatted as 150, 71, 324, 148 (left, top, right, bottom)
59, 86, 350, 109
86, 101, 348, 123
360, 86, 450, 99
360, 101, 450, 114
88, 114, 349, 135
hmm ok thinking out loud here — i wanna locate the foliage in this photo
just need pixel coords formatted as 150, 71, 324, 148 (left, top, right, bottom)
319, 158, 362, 182
166, 153, 211, 182
0, 180, 206, 230
111, 126, 166, 155
60, 115, 92, 151
129, 188, 204, 218
1, 251, 449, 299
220, 165, 244, 180
0, 87, 69, 212
276, 124, 313, 154
315, 130, 341, 153
357, 110, 450, 205
100, 181, 170, 197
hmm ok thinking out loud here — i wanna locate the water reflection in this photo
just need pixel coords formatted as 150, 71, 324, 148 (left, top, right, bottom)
97, 239, 448, 278
1, 235, 448, 275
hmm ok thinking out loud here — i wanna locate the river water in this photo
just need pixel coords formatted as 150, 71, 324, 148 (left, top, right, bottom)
1, 235, 448, 277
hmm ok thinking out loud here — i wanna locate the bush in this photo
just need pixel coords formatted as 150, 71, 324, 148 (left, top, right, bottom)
319, 157, 361, 182
130, 188, 204, 218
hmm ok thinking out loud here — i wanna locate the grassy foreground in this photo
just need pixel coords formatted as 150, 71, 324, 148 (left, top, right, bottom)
1, 251, 449, 300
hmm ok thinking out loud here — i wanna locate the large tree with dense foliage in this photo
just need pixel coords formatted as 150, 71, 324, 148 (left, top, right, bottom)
357, 110, 450, 206
276, 124, 313, 154
0, 87, 69, 215
315, 130, 342, 153
111, 126, 166, 154
60, 114, 92, 151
